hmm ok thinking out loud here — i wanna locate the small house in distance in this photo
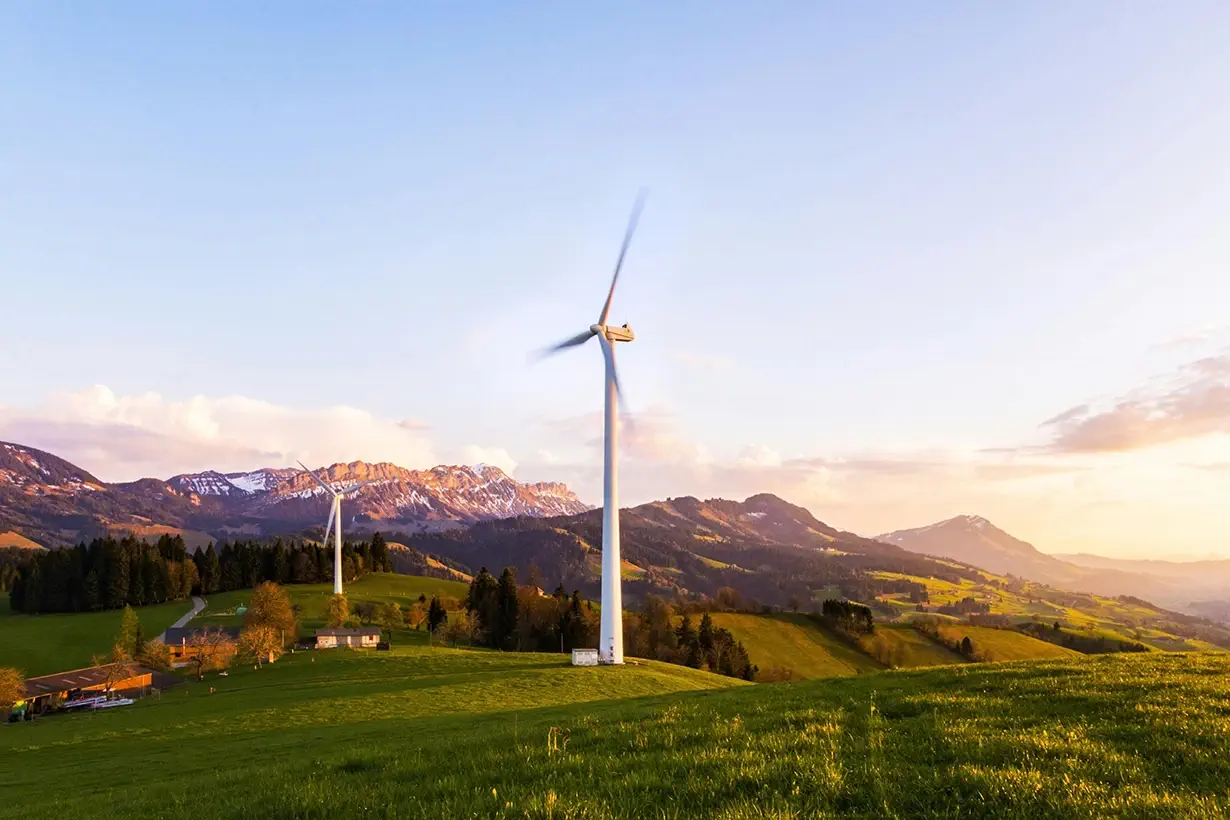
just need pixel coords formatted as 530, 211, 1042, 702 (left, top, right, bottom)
315, 627, 381, 649
163, 626, 243, 663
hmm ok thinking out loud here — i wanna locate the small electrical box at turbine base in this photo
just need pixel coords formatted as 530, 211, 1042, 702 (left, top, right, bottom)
571, 649, 598, 666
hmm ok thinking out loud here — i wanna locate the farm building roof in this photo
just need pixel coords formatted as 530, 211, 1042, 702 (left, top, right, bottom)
23, 664, 153, 698
163, 626, 242, 644
315, 627, 382, 637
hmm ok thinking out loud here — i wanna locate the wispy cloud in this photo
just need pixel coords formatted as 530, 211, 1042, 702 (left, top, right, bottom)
0, 385, 438, 482
1040, 352, 1230, 454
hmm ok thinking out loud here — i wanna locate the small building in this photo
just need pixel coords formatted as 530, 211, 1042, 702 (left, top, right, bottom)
19, 663, 168, 716
163, 626, 243, 662
571, 648, 599, 666
315, 627, 381, 649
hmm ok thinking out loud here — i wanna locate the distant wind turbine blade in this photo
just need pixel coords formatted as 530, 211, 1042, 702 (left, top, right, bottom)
297, 461, 335, 494
341, 479, 375, 496
323, 500, 337, 545
598, 188, 648, 326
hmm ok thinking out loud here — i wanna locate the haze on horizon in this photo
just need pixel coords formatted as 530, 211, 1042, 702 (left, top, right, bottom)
2, 3, 1228, 560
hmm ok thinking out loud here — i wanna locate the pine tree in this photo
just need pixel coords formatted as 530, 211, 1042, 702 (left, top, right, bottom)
203, 544, 220, 594
427, 596, 448, 633
496, 568, 519, 650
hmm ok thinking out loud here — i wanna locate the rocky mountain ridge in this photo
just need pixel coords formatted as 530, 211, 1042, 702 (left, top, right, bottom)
0, 441, 590, 547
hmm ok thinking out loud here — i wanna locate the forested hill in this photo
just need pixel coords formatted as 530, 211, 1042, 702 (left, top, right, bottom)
404, 493, 985, 608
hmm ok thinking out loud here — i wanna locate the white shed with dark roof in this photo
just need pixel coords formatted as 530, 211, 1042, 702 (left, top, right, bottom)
315, 627, 381, 648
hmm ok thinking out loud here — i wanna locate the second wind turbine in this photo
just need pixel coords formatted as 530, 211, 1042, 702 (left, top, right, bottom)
298, 461, 372, 596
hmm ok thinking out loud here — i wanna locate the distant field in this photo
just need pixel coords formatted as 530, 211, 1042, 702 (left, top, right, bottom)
700, 612, 883, 679
860, 624, 967, 668
935, 623, 1081, 662
193, 573, 471, 631
0, 597, 192, 677
0, 531, 43, 549
1, 644, 1227, 818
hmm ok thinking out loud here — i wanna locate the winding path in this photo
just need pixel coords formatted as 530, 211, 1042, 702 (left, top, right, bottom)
154, 595, 206, 643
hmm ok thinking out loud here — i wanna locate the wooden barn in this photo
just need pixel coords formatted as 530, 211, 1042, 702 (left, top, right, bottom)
315, 627, 381, 649
19, 663, 164, 716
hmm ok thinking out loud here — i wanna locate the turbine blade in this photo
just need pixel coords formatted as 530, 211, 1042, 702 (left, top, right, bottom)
600, 337, 635, 432
323, 500, 337, 545
611, 359, 633, 425
598, 188, 648, 326
531, 329, 596, 362
297, 461, 334, 494
341, 479, 375, 496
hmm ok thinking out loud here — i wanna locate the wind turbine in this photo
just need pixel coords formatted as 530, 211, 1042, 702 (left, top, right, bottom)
534, 190, 646, 665
297, 461, 372, 596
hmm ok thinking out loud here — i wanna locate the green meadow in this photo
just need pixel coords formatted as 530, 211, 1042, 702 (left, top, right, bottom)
0, 597, 193, 677
193, 573, 471, 630
2, 645, 1228, 819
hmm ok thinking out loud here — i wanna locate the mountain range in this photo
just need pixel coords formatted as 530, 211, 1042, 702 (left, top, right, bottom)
878, 515, 1230, 611
0, 441, 589, 549
3, 439, 1227, 616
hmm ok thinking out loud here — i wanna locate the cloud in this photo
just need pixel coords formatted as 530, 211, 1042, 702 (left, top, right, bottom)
0, 385, 437, 482
1151, 325, 1230, 351
1040, 353, 1230, 454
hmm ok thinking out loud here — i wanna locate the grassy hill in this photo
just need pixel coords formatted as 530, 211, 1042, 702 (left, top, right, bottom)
0, 597, 193, 677
0, 531, 43, 549
2, 644, 1227, 818
931, 623, 1081, 662
859, 623, 967, 668
699, 612, 883, 679
193, 573, 471, 630
869, 569, 1230, 651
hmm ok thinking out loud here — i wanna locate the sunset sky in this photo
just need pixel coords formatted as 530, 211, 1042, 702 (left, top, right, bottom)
2, 3, 1229, 558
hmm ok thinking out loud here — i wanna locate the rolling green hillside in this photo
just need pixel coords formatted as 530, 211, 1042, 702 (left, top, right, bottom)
933, 623, 1081, 662
193, 573, 471, 630
1, 645, 1227, 818
859, 623, 967, 668
701, 612, 883, 679
0, 597, 193, 677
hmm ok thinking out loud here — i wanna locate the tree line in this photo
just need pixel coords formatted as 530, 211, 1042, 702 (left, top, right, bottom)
7, 533, 394, 615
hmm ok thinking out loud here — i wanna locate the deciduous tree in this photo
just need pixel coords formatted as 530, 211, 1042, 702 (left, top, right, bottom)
244, 582, 297, 646
0, 667, 24, 717
185, 628, 237, 681
326, 594, 350, 628
239, 624, 283, 667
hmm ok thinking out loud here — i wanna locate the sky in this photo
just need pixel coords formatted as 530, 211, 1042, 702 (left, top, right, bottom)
2, 2, 1229, 559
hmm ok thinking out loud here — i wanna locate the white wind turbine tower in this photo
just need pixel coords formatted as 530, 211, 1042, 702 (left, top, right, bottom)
297, 461, 372, 596
534, 190, 647, 665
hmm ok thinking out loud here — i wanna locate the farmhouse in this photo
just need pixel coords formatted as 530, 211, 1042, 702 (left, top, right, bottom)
18, 663, 166, 716
315, 627, 381, 649
163, 626, 243, 661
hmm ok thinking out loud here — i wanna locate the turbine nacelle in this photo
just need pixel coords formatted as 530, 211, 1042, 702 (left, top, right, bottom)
591, 323, 635, 343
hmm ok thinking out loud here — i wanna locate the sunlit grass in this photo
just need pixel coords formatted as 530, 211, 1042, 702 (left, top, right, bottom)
2, 648, 1228, 818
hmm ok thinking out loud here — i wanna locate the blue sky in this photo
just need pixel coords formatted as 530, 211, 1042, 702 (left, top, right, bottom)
3, 3, 1229, 556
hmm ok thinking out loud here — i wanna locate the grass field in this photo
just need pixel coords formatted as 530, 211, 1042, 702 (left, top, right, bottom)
701, 613, 884, 679
860, 623, 967, 668
935, 624, 1081, 662
2, 644, 1227, 818
0, 597, 193, 677
193, 573, 471, 630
